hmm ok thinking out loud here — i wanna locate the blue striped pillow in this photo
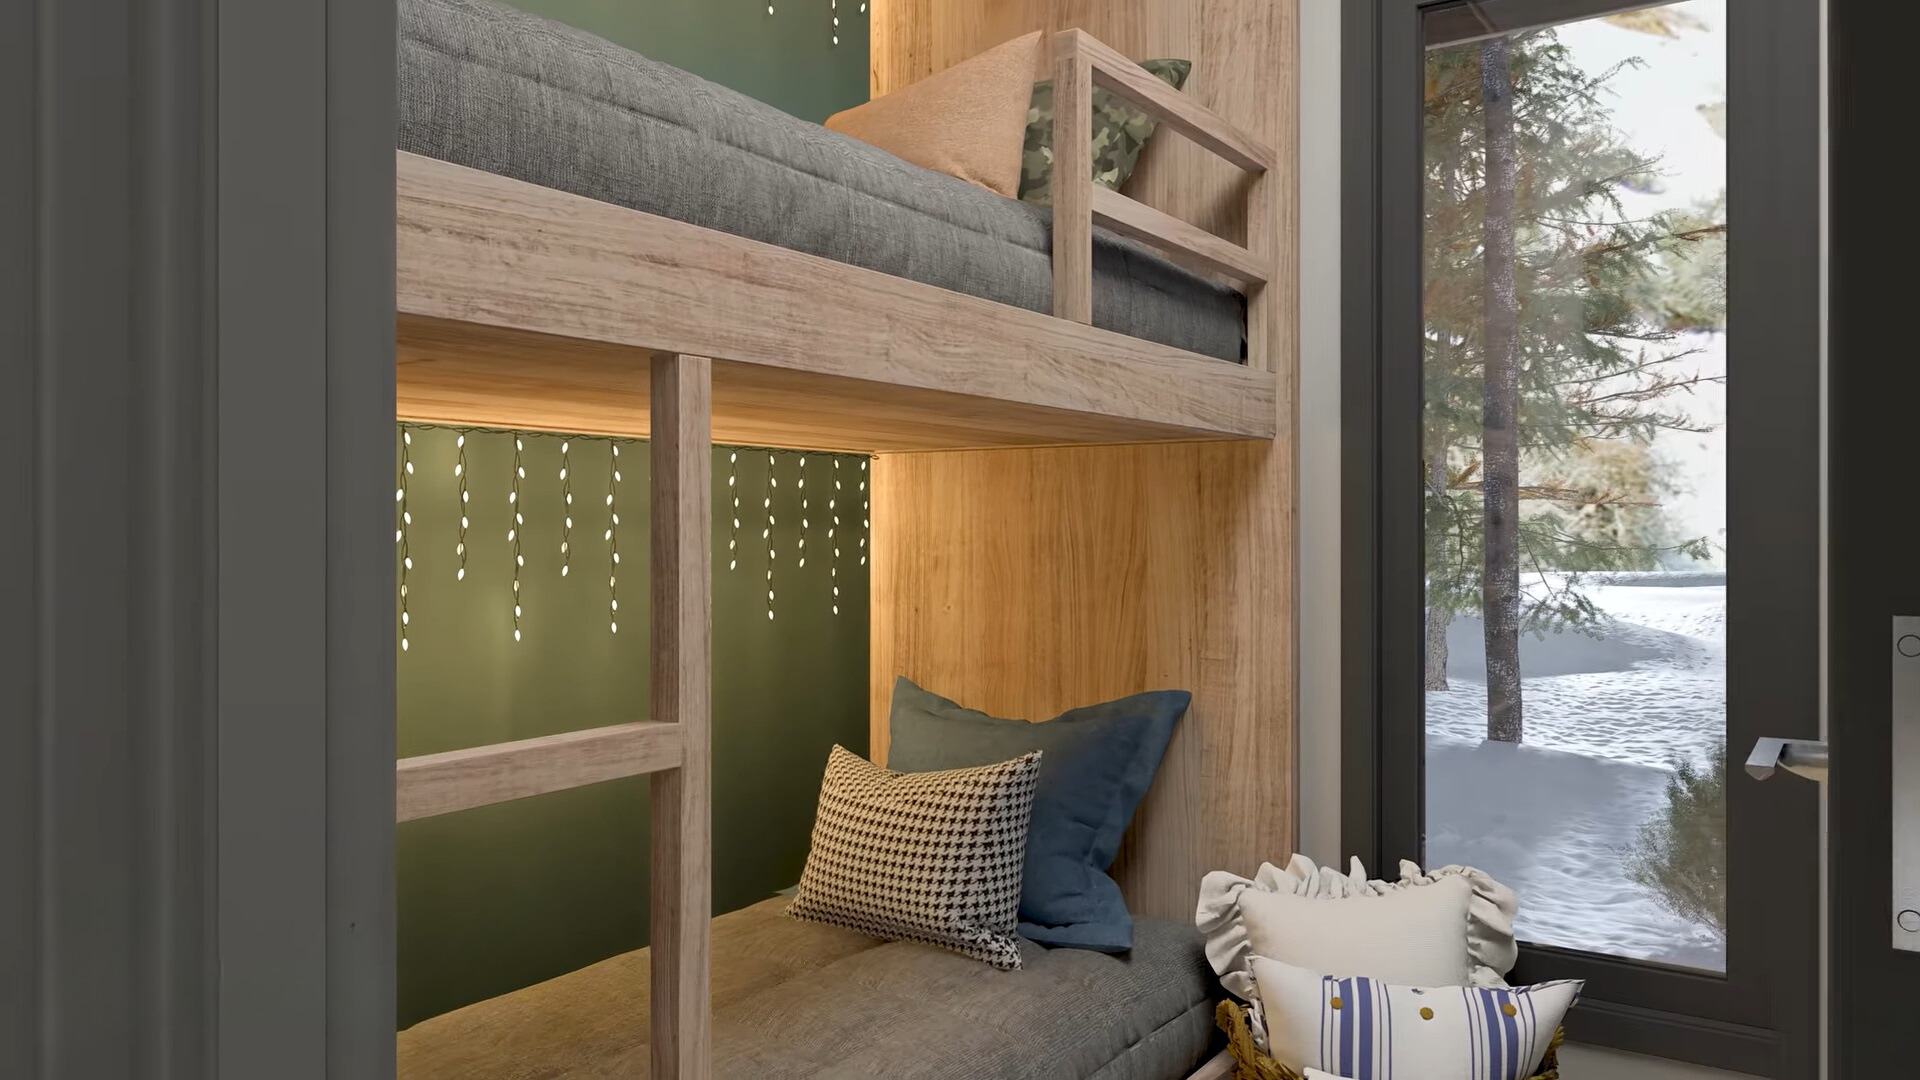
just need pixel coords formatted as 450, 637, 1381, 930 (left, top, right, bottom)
1253, 956, 1581, 1080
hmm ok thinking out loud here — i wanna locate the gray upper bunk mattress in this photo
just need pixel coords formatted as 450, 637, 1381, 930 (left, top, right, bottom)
398, 0, 1246, 363
396, 896, 1220, 1080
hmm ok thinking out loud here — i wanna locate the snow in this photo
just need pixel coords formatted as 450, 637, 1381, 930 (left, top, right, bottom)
1425, 576, 1727, 970
1416, 3, 1735, 974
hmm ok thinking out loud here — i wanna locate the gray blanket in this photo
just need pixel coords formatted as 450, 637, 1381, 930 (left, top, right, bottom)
397, 897, 1219, 1079
398, 0, 1245, 362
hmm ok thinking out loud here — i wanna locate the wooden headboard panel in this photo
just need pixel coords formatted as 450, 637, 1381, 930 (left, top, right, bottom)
870, 0, 1295, 246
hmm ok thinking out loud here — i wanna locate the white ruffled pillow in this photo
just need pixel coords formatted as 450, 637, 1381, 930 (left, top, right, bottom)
1196, 855, 1519, 1039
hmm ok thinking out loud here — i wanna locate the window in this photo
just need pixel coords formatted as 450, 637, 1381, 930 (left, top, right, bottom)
1344, 0, 1820, 1072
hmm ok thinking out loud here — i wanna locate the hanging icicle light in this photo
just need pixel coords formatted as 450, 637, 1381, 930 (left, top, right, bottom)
797, 455, 808, 569
397, 428, 414, 652
860, 457, 869, 566
830, 457, 841, 615
559, 439, 573, 578
607, 442, 622, 633
764, 0, 864, 46
454, 432, 469, 582
509, 437, 525, 641
765, 452, 777, 620
728, 450, 740, 571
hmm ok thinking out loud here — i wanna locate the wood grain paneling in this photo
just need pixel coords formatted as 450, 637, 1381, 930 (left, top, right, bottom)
869, 439, 1295, 922
396, 315, 1272, 453
395, 152, 1278, 451
649, 355, 712, 1080
394, 722, 684, 823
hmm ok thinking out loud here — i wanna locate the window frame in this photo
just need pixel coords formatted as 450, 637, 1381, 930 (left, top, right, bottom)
1340, 0, 1822, 1073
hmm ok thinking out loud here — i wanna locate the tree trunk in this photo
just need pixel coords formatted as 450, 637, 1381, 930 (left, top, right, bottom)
1424, 445, 1453, 691
1479, 37, 1525, 743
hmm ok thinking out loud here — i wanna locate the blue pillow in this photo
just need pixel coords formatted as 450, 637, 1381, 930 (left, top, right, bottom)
885, 676, 1188, 952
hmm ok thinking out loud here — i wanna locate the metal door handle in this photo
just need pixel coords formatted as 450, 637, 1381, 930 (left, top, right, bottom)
1746, 737, 1828, 782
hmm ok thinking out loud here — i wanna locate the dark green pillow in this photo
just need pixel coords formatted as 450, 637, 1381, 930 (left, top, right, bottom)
885, 676, 1188, 952
1017, 58, 1193, 206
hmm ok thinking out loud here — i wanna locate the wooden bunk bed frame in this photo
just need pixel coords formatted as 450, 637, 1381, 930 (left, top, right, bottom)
393, 3, 1296, 1077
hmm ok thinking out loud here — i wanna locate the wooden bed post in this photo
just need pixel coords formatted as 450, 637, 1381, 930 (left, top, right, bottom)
649, 353, 712, 1080
1051, 32, 1094, 324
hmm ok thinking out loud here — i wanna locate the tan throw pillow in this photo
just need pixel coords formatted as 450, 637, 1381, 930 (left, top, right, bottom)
825, 31, 1043, 198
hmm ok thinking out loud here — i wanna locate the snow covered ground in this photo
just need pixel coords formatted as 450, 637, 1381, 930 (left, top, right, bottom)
1424, 574, 1727, 971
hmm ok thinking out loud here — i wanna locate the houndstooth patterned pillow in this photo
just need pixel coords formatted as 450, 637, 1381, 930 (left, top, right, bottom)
787, 745, 1041, 970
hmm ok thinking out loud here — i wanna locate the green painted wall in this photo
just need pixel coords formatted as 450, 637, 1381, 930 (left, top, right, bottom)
395, 428, 871, 1027
499, 0, 871, 123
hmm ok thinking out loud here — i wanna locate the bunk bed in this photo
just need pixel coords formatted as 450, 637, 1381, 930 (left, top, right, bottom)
391, 0, 1298, 1077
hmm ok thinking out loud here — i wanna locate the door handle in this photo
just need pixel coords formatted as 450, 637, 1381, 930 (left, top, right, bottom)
1746, 737, 1828, 782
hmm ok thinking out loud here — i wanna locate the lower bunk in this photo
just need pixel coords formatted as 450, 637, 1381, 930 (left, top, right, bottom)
397, 896, 1221, 1080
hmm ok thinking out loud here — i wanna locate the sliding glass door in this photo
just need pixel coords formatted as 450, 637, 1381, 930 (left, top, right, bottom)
1345, 0, 1821, 1073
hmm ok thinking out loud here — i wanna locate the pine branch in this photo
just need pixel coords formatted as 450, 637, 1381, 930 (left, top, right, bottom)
1449, 480, 1661, 508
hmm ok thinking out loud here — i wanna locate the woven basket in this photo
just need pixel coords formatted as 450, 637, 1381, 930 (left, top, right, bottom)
1215, 999, 1563, 1080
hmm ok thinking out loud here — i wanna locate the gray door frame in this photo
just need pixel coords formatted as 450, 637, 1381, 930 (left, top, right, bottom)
4, 0, 395, 1075
1827, 0, 1920, 1071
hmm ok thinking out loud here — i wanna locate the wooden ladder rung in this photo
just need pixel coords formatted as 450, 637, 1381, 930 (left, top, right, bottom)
394, 721, 685, 823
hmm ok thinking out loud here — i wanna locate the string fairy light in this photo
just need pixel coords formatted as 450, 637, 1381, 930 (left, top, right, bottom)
394, 427, 867, 648
830, 457, 842, 615
764, 0, 865, 46
559, 439, 573, 578
606, 442, 622, 633
397, 429, 414, 652
764, 452, 777, 620
508, 437, 526, 641
728, 450, 740, 571
454, 432, 469, 582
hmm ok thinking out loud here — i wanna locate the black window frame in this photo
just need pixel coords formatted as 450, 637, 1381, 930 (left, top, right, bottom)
1340, 1, 1822, 1074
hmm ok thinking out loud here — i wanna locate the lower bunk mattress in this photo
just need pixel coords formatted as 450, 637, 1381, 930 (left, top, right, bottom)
398, 0, 1246, 363
397, 897, 1220, 1080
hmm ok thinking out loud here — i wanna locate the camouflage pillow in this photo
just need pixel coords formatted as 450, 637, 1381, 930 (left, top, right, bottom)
1018, 58, 1193, 206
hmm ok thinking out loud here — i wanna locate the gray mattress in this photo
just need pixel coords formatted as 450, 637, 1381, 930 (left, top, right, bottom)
396, 897, 1220, 1080
398, 0, 1245, 362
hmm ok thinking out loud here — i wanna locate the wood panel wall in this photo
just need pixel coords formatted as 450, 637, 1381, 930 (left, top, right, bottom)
870, 441, 1295, 922
867, 0, 1299, 921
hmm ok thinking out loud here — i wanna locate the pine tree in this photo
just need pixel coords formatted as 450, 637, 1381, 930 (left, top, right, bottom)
1478, 36, 1525, 742
1422, 29, 1723, 740
1628, 746, 1728, 937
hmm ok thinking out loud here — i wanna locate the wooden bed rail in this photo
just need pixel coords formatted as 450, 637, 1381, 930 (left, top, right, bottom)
395, 721, 685, 822
1050, 28, 1281, 371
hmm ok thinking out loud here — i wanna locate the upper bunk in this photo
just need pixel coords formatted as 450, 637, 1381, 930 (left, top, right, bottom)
393, 0, 1287, 454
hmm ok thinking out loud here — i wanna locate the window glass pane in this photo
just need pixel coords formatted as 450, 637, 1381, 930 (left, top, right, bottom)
1419, 0, 1728, 971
